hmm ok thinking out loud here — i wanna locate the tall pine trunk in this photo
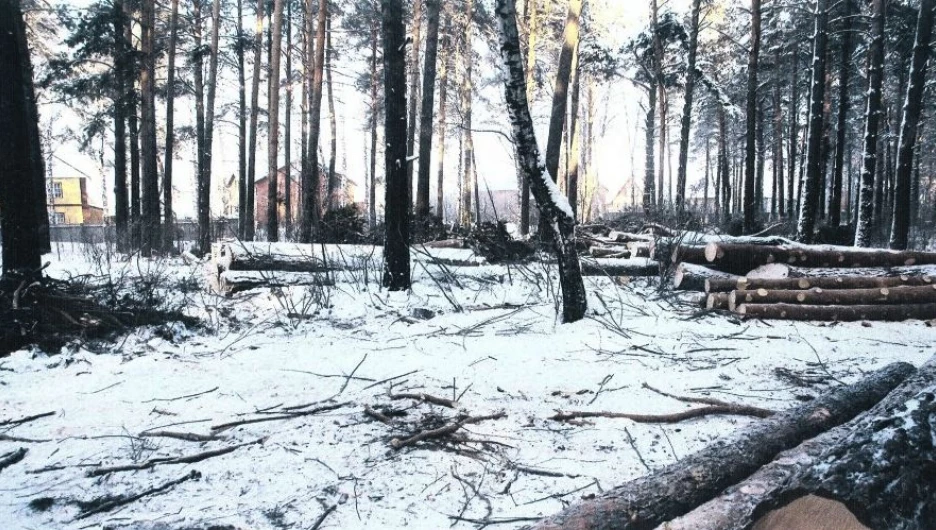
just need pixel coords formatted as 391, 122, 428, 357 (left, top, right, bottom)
644, 79, 657, 214
459, 0, 475, 227
325, 14, 338, 212
0, 0, 50, 276
830, 0, 853, 226
301, 0, 326, 243
743, 0, 761, 233
566, 51, 581, 218
284, 1, 292, 232
520, 0, 537, 235
797, 0, 828, 243
139, 0, 159, 254
889, 0, 935, 249
406, 0, 423, 197
416, 0, 441, 221
163, 0, 179, 250
369, 24, 378, 230
266, 0, 284, 241
675, 0, 702, 221
381, 0, 411, 291
237, 0, 248, 239
113, 0, 129, 252
435, 14, 450, 220
245, 0, 263, 241
495, 0, 586, 323
787, 41, 799, 219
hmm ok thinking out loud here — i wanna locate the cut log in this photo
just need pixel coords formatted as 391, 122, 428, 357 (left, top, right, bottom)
735, 302, 936, 322
627, 242, 651, 258
218, 270, 336, 295
218, 241, 333, 272
609, 232, 655, 244
706, 273, 935, 293
581, 258, 659, 277
421, 238, 467, 249
589, 246, 631, 259
706, 293, 730, 310
531, 361, 915, 530
576, 224, 612, 237
673, 263, 739, 292
728, 284, 936, 311
704, 242, 936, 276
659, 356, 936, 530
748, 263, 936, 280
651, 235, 790, 266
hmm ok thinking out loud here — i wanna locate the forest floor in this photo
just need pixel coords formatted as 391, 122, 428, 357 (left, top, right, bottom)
0, 243, 933, 530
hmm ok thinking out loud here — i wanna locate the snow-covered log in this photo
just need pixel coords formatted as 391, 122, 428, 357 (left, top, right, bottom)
734, 302, 936, 322
706, 293, 730, 310
218, 270, 335, 294
748, 263, 936, 280
659, 356, 936, 530
650, 235, 789, 266
532, 361, 915, 530
673, 263, 739, 292
588, 246, 631, 259
581, 258, 659, 277
703, 243, 936, 276
706, 273, 935, 293
728, 284, 936, 311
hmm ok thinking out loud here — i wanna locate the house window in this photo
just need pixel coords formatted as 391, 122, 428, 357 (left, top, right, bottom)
52, 182, 63, 199
52, 212, 65, 225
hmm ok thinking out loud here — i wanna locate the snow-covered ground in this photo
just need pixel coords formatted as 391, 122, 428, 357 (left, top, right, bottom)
1, 243, 933, 530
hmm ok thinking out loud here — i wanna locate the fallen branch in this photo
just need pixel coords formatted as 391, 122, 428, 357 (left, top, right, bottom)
390, 412, 506, 450
210, 402, 349, 432
0, 447, 27, 473
389, 392, 458, 409
75, 470, 200, 520
0, 411, 55, 428
549, 404, 772, 424
310, 504, 337, 530
86, 438, 264, 477
139, 430, 226, 443
363, 405, 395, 425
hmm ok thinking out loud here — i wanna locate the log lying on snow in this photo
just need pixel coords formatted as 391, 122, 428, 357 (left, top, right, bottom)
218, 241, 333, 272
650, 236, 790, 265
218, 270, 336, 294
748, 262, 936, 280
734, 302, 936, 322
706, 293, 730, 310
581, 258, 659, 277
673, 263, 739, 292
531, 361, 915, 530
660, 356, 936, 530
706, 273, 935, 293
703, 242, 936, 276
588, 246, 632, 259
728, 284, 936, 311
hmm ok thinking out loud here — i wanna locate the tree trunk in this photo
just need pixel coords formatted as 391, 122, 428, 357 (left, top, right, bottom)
520, 0, 537, 235
855, 0, 885, 246
459, 0, 475, 227
406, 0, 423, 200
644, 79, 658, 215
236, 0, 248, 239
266, 0, 284, 242
788, 41, 799, 219
139, 0, 158, 255
743, 0, 762, 233
284, 1, 292, 232
718, 104, 730, 223
193, 0, 206, 244
382, 0, 411, 291
541, 0, 582, 232
0, 0, 50, 276
112, 0, 129, 252
772, 45, 784, 219
889, 0, 935, 249
126, 0, 140, 250
162, 0, 179, 251
301, 0, 326, 242
324, 14, 338, 213
664, 357, 936, 530
675, 0, 702, 221
495, 0, 586, 323
416, 0, 441, 221
673, 263, 736, 292
830, 0, 853, 227
369, 24, 378, 230
735, 302, 936, 321
435, 14, 450, 220
532, 361, 915, 530
245, 0, 263, 241
796, 0, 828, 243
566, 47, 581, 218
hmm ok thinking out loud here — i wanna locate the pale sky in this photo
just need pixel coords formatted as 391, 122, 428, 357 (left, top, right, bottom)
37, 0, 703, 220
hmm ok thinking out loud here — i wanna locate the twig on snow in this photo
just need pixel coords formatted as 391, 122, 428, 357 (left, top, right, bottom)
0, 447, 27, 473
86, 438, 264, 477
390, 412, 506, 450
74, 470, 200, 520
0, 411, 55, 428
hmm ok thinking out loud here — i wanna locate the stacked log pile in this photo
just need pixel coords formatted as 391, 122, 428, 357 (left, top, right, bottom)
669, 238, 936, 321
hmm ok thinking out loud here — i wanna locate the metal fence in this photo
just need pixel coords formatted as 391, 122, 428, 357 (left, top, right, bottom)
47, 220, 239, 245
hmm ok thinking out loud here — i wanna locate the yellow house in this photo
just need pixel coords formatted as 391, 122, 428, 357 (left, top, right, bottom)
48, 177, 105, 225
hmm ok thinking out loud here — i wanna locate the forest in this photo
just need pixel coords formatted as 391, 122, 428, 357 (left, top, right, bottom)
1, 0, 936, 529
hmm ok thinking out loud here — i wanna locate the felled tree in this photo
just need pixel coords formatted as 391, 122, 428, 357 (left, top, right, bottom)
0, 0, 51, 277
495, 0, 587, 323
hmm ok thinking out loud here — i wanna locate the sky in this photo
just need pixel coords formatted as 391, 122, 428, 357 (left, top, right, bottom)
36, 0, 701, 221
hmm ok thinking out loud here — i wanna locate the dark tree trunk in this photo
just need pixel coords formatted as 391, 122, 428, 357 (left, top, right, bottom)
163, 0, 179, 251
0, 0, 50, 276
284, 1, 292, 232
495, 0, 587, 323
325, 13, 337, 212
718, 105, 730, 224
830, 0, 853, 227
675, 0, 702, 221
788, 41, 799, 219
644, 79, 657, 215
193, 0, 206, 245
369, 24, 378, 230
889, 0, 935, 249
520, 0, 537, 235
112, 0, 129, 252
237, 0, 247, 239
245, 0, 263, 241
381, 0, 411, 291
566, 48, 581, 218
301, 0, 326, 243
267, 0, 284, 242
406, 0, 423, 202
416, 0, 441, 221
139, 0, 159, 255
773, 45, 784, 218
541, 0, 582, 233
435, 14, 450, 220
797, 0, 828, 243
855, 0, 885, 247
743, 0, 761, 233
